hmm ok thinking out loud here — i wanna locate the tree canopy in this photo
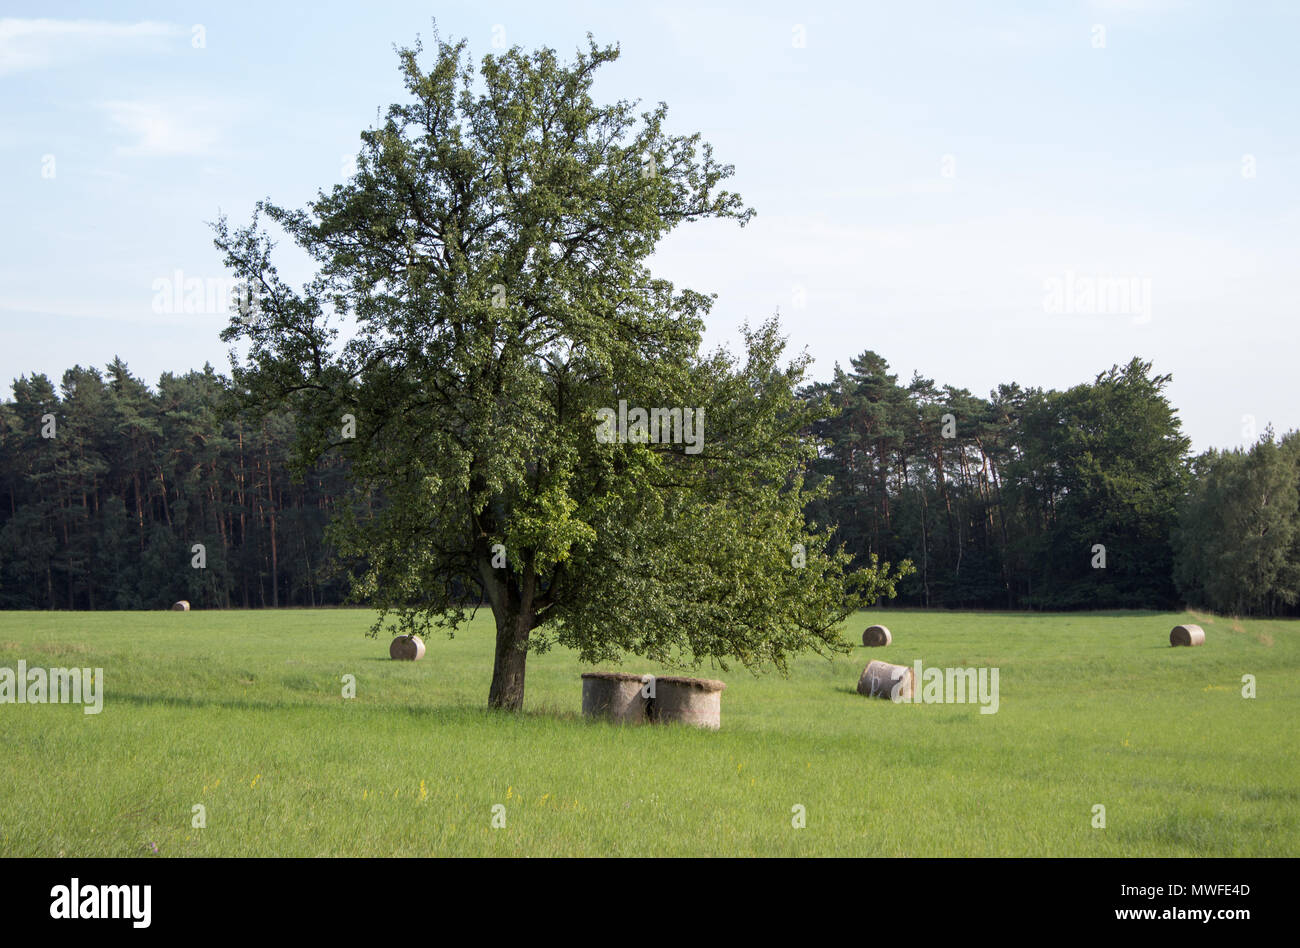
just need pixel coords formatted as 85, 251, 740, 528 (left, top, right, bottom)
801, 354, 1192, 610
212, 34, 907, 709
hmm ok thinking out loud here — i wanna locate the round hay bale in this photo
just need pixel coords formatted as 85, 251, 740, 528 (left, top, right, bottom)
650, 676, 726, 730
581, 672, 650, 724
171, 600, 190, 612
389, 635, 426, 660
862, 624, 892, 647
857, 660, 913, 701
1170, 624, 1205, 647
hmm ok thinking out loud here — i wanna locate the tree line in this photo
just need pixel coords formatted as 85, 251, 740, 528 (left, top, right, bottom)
801, 351, 1300, 615
1, 352, 1297, 615
0, 358, 354, 610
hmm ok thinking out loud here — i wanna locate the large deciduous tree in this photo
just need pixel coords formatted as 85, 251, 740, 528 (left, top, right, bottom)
1007, 358, 1190, 609
213, 35, 908, 709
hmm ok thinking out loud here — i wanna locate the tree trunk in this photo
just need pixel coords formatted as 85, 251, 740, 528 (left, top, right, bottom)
488, 608, 532, 710
264, 431, 278, 608
483, 557, 537, 711
132, 468, 145, 550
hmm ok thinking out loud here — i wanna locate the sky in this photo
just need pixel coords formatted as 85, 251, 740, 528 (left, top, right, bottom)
2, 0, 1297, 452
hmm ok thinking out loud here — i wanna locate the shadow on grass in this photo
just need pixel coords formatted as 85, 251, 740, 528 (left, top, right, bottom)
106, 689, 590, 727
105, 691, 760, 737
836, 684, 905, 702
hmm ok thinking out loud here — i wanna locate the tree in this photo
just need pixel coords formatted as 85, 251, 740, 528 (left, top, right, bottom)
213, 35, 908, 710
1174, 430, 1300, 615
1006, 358, 1190, 609
1, 374, 61, 607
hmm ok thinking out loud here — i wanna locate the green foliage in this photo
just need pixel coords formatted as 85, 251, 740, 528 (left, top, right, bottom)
0, 360, 353, 610
1174, 430, 1300, 615
213, 34, 902, 706
1009, 358, 1190, 609
802, 354, 1193, 611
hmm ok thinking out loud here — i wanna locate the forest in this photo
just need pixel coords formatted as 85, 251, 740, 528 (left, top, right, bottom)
1, 353, 1296, 616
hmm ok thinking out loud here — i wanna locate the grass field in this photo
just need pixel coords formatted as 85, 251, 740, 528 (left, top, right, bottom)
1, 608, 1296, 857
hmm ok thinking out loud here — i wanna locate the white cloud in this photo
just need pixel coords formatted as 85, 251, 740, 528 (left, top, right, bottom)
0, 18, 182, 76
99, 99, 226, 157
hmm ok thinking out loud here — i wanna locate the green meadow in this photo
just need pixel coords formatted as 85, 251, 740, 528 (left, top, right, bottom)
0, 608, 1295, 857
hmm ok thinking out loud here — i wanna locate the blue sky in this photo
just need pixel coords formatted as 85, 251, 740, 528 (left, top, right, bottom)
2, 0, 1297, 451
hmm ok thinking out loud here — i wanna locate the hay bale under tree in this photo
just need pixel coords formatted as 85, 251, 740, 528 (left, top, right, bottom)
650, 676, 726, 730
857, 660, 914, 701
171, 600, 190, 611
581, 672, 651, 724
862, 624, 892, 647
389, 635, 426, 660
1170, 624, 1206, 647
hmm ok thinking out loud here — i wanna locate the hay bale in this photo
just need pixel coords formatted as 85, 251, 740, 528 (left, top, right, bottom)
581, 672, 651, 724
171, 600, 190, 612
389, 635, 426, 660
857, 660, 913, 701
1170, 624, 1205, 647
862, 624, 892, 647
651, 676, 726, 730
